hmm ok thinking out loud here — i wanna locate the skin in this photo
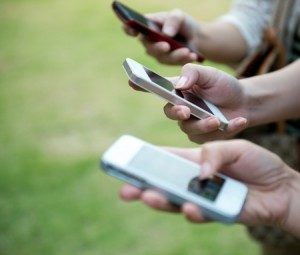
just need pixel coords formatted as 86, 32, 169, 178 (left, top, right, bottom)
119, 140, 300, 238
162, 60, 300, 143
120, 6, 300, 239
129, 60, 300, 143
123, 9, 247, 65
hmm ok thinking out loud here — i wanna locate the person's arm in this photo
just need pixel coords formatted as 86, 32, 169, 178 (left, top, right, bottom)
242, 60, 300, 126
283, 171, 300, 238
162, 60, 300, 143
123, 0, 272, 65
124, 10, 247, 65
119, 139, 300, 239
186, 20, 248, 64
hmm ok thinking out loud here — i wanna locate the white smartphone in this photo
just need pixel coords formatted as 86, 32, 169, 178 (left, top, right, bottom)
100, 135, 248, 223
123, 58, 229, 130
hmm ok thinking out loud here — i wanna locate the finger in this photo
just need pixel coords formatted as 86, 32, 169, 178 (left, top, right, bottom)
119, 184, 143, 201
178, 117, 220, 135
122, 24, 139, 37
186, 132, 227, 143
166, 48, 197, 65
163, 104, 191, 120
145, 12, 168, 24
166, 76, 179, 84
226, 117, 248, 133
128, 80, 147, 92
141, 190, 180, 212
180, 117, 248, 143
182, 203, 208, 223
162, 9, 185, 37
140, 37, 171, 56
175, 64, 218, 90
199, 140, 249, 179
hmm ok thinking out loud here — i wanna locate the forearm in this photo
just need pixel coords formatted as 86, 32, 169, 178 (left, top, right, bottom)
241, 60, 300, 127
195, 21, 247, 64
283, 169, 300, 238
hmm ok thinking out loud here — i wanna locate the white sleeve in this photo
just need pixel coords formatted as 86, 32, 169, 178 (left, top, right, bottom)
218, 0, 273, 55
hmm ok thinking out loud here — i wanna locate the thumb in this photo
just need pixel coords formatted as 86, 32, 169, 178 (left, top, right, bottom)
199, 140, 248, 179
174, 64, 221, 90
162, 9, 185, 37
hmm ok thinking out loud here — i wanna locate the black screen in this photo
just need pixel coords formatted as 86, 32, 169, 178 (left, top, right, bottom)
115, 2, 159, 30
188, 176, 225, 201
144, 67, 214, 114
145, 68, 174, 91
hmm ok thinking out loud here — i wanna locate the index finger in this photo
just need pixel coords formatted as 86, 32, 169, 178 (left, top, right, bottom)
122, 24, 139, 37
128, 80, 148, 92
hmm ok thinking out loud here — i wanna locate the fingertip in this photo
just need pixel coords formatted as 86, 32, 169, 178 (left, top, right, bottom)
162, 25, 177, 37
164, 104, 190, 120
199, 162, 213, 180
235, 117, 248, 127
182, 203, 205, 223
175, 76, 188, 89
123, 25, 138, 36
141, 190, 175, 211
189, 52, 198, 61
227, 117, 248, 132
157, 42, 171, 52
119, 184, 142, 201
206, 117, 220, 130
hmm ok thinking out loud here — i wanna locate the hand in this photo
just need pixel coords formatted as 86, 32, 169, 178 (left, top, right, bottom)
164, 63, 249, 143
123, 9, 201, 65
119, 140, 295, 229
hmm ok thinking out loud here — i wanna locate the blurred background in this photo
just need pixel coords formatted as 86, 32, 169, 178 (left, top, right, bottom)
0, 0, 259, 254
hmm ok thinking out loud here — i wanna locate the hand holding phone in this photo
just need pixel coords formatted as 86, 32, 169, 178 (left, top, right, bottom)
112, 137, 296, 232
112, 1, 204, 63
123, 58, 229, 130
101, 135, 248, 223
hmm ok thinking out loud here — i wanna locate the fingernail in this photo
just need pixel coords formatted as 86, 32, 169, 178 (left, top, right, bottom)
161, 43, 170, 52
190, 53, 197, 61
175, 76, 188, 89
235, 118, 247, 127
207, 117, 220, 128
200, 163, 211, 179
180, 110, 189, 119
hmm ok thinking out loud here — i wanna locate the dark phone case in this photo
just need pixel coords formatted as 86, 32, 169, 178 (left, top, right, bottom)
112, 1, 204, 62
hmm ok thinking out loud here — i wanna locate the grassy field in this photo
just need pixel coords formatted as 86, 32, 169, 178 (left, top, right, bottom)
0, 0, 259, 254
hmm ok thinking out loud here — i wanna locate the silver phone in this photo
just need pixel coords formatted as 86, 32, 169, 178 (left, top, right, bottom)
100, 135, 248, 223
123, 58, 228, 130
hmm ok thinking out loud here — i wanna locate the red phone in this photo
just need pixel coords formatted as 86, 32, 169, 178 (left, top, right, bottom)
112, 1, 205, 62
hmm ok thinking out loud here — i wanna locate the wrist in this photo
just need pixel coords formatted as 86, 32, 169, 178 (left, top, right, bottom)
240, 77, 277, 128
191, 20, 209, 53
282, 169, 300, 238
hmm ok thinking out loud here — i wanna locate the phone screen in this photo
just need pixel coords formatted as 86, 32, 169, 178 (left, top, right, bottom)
115, 1, 160, 31
144, 67, 214, 115
128, 145, 225, 201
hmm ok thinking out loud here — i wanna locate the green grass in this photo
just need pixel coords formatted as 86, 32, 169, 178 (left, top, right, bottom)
0, 0, 259, 254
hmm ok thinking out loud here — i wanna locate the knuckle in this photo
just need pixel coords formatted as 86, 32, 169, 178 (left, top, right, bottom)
178, 121, 188, 133
187, 134, 199, 143
170, 8, 184, 18
200, 143, 213, 155
157, 58, 167, 64
182, 63, 197, 72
